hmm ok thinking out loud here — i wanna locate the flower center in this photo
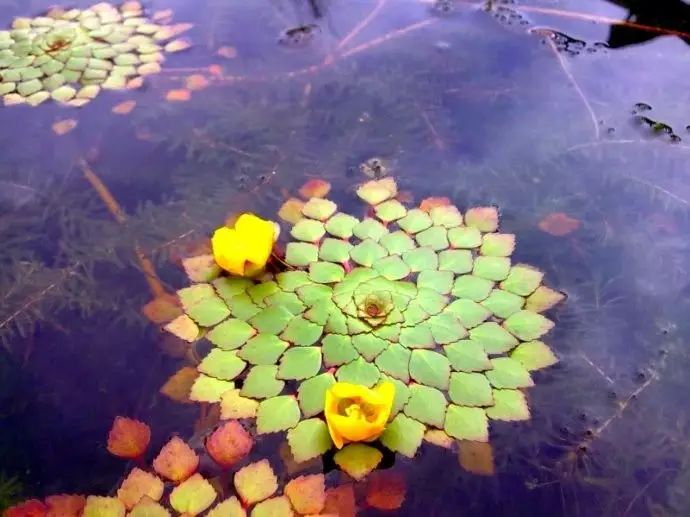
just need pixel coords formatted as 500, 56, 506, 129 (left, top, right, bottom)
338, 398, 378, 422
365, 303, 381, 317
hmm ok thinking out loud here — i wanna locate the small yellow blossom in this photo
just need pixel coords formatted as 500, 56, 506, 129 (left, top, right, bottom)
324, 381, 395, 449
211, 213, 276, 277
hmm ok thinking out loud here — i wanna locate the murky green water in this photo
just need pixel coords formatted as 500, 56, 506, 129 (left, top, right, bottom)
1, 0, 689, 515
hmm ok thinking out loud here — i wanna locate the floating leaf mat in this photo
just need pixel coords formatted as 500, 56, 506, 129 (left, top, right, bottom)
166, 177, 564, 466
0, 2, 191, 107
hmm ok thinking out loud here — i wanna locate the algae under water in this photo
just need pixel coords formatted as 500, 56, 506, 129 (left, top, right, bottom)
0, 0, 689, 515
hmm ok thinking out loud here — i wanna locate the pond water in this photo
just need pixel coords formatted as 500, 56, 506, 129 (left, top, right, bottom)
1, 0, 689, 515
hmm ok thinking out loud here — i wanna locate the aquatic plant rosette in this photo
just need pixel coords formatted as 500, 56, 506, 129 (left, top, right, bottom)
165, 177, 564, 475
0, 1, 191, 107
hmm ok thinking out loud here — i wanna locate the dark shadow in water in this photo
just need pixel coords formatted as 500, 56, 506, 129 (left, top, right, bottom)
605, 0, 690, 47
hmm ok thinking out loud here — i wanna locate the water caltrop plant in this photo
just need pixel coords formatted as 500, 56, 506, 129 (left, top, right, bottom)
164, 176, 564, 478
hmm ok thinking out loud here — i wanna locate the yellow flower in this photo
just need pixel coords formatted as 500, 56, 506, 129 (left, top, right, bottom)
211, 213, 276, 277
324, 381, 395, 449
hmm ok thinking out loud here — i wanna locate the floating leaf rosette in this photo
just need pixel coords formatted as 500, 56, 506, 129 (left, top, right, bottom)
165, 177, 565, 472
0, 1, 192, 107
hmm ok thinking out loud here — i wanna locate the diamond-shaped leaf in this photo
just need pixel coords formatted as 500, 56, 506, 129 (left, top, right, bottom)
226, 293, 261, 320
350, 239, 388, 266
264, 291, 305, 315
356, 178, 397, 205
470, 322, 519, 354
353, 219, 388, 241
398, 208, 432, 234
451, 275, 494, 301
297, 373, 335, 417
524, 286, 566, 313
309, 262, 345, 283
169, 474, 217, 516
428, 312, 467, 344
182, 254, 221, 283
415, 226, 449, 251
375, 344, 411, 382
352, 334, 388, 361
401, 247, 438, 272
297, 283, 332, 305
207, 497, 245, 517
213, 278, 253, 301
281, 317, 323, 346
375, 199, 407, 222
374, 255, 411, 280
325, 213, 359, 239
380, 413, 425, 458
164, 314, 199, 342
190, 374, 233, 403
276, 271, 311, 292
444, 405, 488, 441
305, 301, 338, 325
198, 350, 247, 381
178, 284, 230, 326
334, 444, 382, 481
249, 305, 294, 334
416, 287, 448, 314
234, 460, 278, 505
319, 238, 353, 263
465, 207, 499, 232
291, 219, 326, 242
220, 388, 259, 419
399, 325, 434, 349
486, 389, 530, 421
336, 357, 380, 387
257, 396, 301, 434
473, 256, 511, 281
409, 350, 451, 390
500, 264, 543, 296
207, 318, 256, 350
247, 282, 280, 305
240, 365, 285, 399
445, 299, 491, 328
444, 340, 492, 372
323, 335, 359, 367
429, 205, 463, 228
238, 335, 289, 365
438, 249, 473, 274
250, 495, 293, 517
485, 357, 534, 388
302, 198, 337, 220
510, 340, 558, 371
404, 384, 447, 427
480, 233, 515, 257
288, 418, 333, 463
448, 372, 493, 406
417, 270, 453, 294
447, 227, 482, 248
481, 289, 524, 318
503, 310, 554, 341
278, 347, 322, 380
379, 231, 415, 255
285, 242, 319, 267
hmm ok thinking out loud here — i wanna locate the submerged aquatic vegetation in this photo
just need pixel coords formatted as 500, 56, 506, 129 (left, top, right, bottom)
0, 1, 192, 107
163, 176, 564, 475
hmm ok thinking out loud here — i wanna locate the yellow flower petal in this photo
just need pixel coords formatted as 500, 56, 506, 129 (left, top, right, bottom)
235, 214, 275, 266
210, 213, 277, 277
211, 227, 245, 275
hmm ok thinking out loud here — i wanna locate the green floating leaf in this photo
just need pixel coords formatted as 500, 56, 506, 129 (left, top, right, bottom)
349, 239, 388, 267
309, 262, 345, 284
427, 312, 467, 344
288, 418, 333, 463
480, 233, 515, 257
409, 350, 451, 390
375, 343, 411, 383
297, 283, 332, 305
415, 226, 449, 251
291, 218, 326, 242
182, 254, 221, 282
485, 358, 534, 388
325, 310, 348, 334
264, 291, 305, 316
249, 305, 294, 334
444, 405, 489, 442
380, 413, 425, 458
500, 264, 544, 296
164, 314, 199, 342
444, 340, 492, 372
465, 207, 499, 232
373, 323, 401, 342
374, 255, 411, 281
190, 374, 233, 403
445, 299, 491, 329
451, 275, 494, 302
240, 365, 285, 399
503, 310, 554, 341
325, 212, 359, 239
448, 372, 493, 406
429, 205, 463, 228
276, 271, 311, 292
470, 322, 519, 354
198, 349, 247, 381
416, 287, 448, 315
319, 238, 353, 263
238, 335, 289, 365
379, 231, 415, 255
417, 270, 454, 295
481, 289, 524, 319
352, 334, 388, 361
525, 286, 566, 313
438, 249, 473, 274
399, 325, 434, 349
247, 282, 280, 305
402, 246, 438, 272
227, 293, 261, 320
285, 242, 319, 267
336, 357, 380, 387
257, 395, 301, 434
404, 384, 447, 427
375, 199, 407, 222
447, 227, 482, 248
278, 347, 322, 381
353, 218, 388, 241
402, 301, 429, 327
333, 444, 382, 481
510, 340, 558, 371
302, 198, 337, 221
281, 316, 323, 346
179, 284, 231, 326
304, 301, 337, 325
297, 373, 335, 417
486, 389, 530, 421
398, 208, 433, 234
356, 178, 397, 205
473, 256, 511, 281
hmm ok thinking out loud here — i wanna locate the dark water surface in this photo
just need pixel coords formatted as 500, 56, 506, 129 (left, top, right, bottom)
1, 0, 689, 515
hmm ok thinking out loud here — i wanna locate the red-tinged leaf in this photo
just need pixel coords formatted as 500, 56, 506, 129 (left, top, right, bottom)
538, 212, 580, 237
424, 429, 454, 449
117, 468, 165, 510
365, 470, 406, 511
322, 484, 356, 517
299, 179, 331, 199
458, 440, 495, 476
208, 65, 223, 77
420, 197, 451, 211
142, 293, 182, 324
233, 460, 278, 505
51, 119, 77, 136
278, 198, 305, 224
153, 436, 199, 482
4, 499, 47, 517
112, 100, 136, 115
160, 367, 198, 403
107, 417, 151, 459
284, 474, 326, 515
166, 89, 191, 102
45, 494, 85, 517
186, 74, 210, 91
205, 421, 253, 468
217, 46, 238, 59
